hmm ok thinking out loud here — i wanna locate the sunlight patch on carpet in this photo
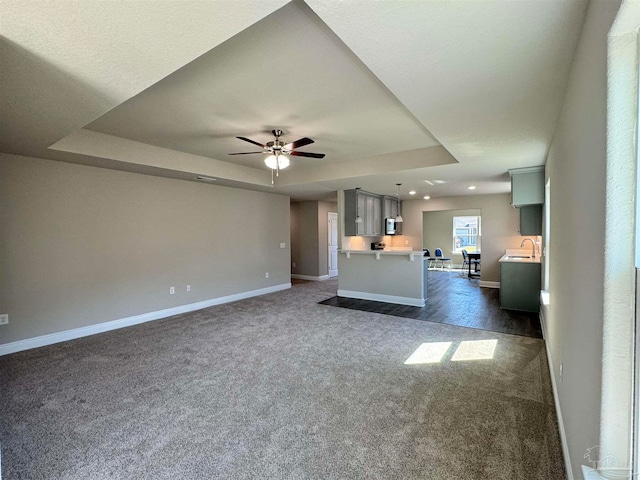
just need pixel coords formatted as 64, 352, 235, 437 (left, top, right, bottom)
451, 340, 498, 361
404, 342, 452, 364
405, 339, 498, 364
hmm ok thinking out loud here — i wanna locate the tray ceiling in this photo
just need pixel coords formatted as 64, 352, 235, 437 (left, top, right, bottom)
1, 0, 588, 200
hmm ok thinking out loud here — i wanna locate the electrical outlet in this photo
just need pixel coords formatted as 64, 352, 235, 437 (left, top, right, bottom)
280, 242, 286, 248
292, 262, 296, 268
0, 314, 8, 325
559, 363, 563, 382
169, 286, 175, 295
265, 272, 269, 278
186, 285, 191, 292
405, 240, 409, 245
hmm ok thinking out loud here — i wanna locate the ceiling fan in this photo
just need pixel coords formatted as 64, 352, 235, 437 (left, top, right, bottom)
229, 129, 325, 177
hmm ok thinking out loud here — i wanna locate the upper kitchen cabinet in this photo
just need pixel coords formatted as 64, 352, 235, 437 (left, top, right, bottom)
383, 196, 402, 235
509, 166, 544, 206
519, 205, 543, 235
344, 189, 382, 236
383, 196, 398, 219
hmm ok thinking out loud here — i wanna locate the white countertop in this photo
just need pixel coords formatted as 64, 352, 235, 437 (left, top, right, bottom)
339, 249, 418, 255
499, 249, 541, 264
339, 249, 427, 260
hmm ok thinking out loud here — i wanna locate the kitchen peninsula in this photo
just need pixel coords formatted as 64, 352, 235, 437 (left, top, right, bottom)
337, 249, 428, 307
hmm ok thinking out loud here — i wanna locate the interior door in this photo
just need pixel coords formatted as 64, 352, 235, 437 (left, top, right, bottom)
328, 212, 338, 278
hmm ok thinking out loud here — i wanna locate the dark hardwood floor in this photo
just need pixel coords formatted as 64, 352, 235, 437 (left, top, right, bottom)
319, 270, 542, 338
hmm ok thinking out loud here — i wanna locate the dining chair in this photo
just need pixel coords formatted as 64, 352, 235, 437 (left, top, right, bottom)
423, 249, 436, 269
462, 249, 481, 276
434, 248, 451, 270
462, 249, 469, 271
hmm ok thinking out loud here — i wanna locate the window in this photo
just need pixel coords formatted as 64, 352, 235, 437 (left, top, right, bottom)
453, 216, 481, 253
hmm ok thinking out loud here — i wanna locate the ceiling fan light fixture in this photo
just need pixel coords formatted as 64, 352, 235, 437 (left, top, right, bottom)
233, 130, 324, 174
264, 154, 290, 170
277, 154, 290, 169
264, 155, 277, 169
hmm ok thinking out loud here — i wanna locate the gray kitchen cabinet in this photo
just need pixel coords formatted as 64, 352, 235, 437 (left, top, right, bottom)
383, 195, 402, 235
372, 196, 382, 235
357, 193, 366, 235
383, 196, 397, 219
500, 262, 541, 312
509, 166, 544, 206
519, 205, 542, 236
344, 189, 382, 236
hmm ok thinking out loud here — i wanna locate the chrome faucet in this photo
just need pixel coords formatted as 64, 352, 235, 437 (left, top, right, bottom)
520, 238, 536, 258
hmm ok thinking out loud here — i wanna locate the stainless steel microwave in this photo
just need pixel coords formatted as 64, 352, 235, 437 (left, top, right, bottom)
385, 218, 396, 235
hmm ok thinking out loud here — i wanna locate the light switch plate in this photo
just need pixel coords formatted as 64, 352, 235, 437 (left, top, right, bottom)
0, 314, 8, 325
280, 243, 286, 248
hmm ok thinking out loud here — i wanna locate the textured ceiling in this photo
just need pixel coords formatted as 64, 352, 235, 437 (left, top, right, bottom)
0, 0, 588, 201
84, 1, 440, 168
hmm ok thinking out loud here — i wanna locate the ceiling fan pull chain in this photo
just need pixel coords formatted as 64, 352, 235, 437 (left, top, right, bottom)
271, 168, 274, 185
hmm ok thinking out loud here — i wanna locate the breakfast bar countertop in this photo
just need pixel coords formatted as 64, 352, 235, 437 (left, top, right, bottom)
339, 249, 427, 260
339, 248, 420, 255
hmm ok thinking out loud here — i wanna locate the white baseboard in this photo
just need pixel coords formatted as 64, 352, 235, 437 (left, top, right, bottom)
337, 289, 425, 307
0, 283, 291, 357
479, 281, 500, 289
540, 308, 574, 480
291, 274, 330, 281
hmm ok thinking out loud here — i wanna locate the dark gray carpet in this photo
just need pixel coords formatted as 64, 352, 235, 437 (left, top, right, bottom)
0, 279, 565, 480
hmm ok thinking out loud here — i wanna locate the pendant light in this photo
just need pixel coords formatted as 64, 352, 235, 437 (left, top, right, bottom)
395, 183, 404, 223
355, 187, 363, 224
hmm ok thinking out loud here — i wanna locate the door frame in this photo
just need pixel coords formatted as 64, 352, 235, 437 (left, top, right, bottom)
328, 212, 338, 278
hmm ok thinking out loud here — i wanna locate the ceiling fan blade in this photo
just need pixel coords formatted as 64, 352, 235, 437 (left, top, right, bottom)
228, 152, 263, 155
289, 151, 325, 159
284, 137, 314, 150
236, 136, 265, 148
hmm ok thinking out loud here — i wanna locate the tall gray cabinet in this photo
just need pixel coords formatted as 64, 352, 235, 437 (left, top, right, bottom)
344, 189, 382, 236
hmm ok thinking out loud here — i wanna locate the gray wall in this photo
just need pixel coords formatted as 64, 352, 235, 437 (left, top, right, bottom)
393, 193, 527, 283
290, 200, 337, 278
0, 153, 291, 345
290, 202, 300, 274
423, 209, 481, 267
543, 0, 621, 476
296, 201, 320, 277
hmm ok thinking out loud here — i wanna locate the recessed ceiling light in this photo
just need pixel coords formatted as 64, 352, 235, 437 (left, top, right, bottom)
424, 180, 434, 185
468, 185, 477, 190
423, 195, 431, 200
195, 176, 217, 182
433, 180, 446, 184
409, 190, 416, 195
